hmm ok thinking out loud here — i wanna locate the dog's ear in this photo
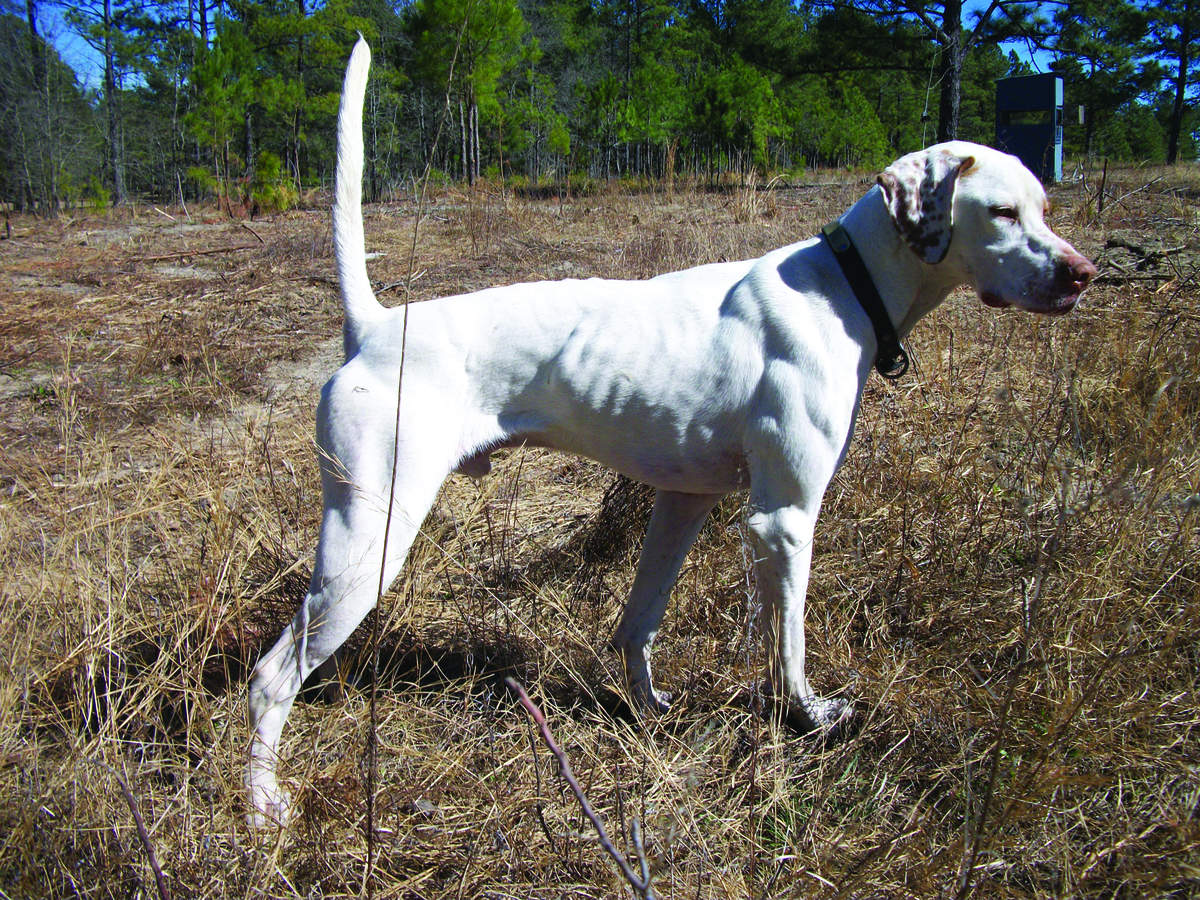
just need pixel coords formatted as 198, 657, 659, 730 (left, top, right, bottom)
877, 148, 975, 264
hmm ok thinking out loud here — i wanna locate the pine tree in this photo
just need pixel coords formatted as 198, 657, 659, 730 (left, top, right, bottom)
846, 1, 1043, 143
409, 0, 529, 184
1149, 0, 1199, 163
1035, 0, 1153, 159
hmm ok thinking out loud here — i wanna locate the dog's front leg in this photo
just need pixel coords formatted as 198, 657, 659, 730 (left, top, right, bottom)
747, 502, 853, 732
612, 490, 722, 713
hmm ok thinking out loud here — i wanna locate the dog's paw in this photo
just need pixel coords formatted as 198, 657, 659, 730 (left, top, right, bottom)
766, 687, 855, 740
799, 695, 854, 736
647, 688, 673, 715
246, 778, 293, 830
628, 678, 673, 716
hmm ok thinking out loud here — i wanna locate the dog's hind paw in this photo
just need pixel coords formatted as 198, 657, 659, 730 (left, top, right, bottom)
246, 778, 293, 829
647, 689, 673, 715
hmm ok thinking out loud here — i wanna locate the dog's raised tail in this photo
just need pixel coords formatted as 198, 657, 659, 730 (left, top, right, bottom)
334, 37, 385, 355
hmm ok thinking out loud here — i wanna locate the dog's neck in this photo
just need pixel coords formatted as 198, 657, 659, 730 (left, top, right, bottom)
838, 186, 964, 339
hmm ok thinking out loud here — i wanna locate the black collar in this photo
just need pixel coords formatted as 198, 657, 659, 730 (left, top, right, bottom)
821, 221, 909, 379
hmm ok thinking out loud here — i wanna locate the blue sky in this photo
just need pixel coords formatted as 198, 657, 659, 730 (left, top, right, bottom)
41, 4, 102, 89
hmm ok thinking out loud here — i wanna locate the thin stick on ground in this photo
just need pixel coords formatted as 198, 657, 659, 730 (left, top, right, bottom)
506, 677, 657, 900
132, 244, 258, 262
88, 759, 171, 900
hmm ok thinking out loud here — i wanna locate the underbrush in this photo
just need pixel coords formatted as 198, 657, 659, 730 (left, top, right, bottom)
0, 170, 1197, 897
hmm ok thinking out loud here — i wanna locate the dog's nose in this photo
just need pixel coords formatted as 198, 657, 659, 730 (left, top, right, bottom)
1058, 253, 1097, 294
1072, 255, 1098, 289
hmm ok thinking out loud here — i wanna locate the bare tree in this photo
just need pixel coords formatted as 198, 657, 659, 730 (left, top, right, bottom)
0, 0, 99, 211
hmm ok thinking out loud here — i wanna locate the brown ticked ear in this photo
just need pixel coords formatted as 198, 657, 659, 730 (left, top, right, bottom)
877, 149, 975, 264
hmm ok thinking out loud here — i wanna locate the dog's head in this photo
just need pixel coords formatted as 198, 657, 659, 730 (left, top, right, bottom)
877, 142, 1096, 315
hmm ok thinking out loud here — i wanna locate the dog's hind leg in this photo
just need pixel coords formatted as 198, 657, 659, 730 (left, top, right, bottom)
246, 394, 454, 826
611, 490, 721, 714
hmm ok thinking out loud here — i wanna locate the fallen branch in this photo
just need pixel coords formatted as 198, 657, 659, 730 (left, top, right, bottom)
133, 244, 258, 263
506, 677, 656, 899
1104, 237, 1186, 264
88, 758, 171, 900
377, 270, 426, 295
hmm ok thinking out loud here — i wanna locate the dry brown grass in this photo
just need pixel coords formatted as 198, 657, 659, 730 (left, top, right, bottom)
0, 167, 1197, 898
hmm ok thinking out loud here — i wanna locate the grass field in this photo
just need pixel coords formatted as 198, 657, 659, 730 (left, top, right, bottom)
1, 163, 1198, 898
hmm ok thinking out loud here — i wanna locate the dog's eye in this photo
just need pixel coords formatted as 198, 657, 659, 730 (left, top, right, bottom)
989, 205, 1019, 222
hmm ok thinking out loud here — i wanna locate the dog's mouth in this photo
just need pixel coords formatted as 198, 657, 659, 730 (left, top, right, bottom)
981, 272, 1093, 316
1038, 294, 1080, 316
981, 289, 1079, 316
981, 291, 1081, 316
979, 255, 1096, 316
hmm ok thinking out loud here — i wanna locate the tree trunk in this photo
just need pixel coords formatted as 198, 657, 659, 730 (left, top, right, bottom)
368, 85, 378, 202
243, 106, 255, 187
26, 0, 58, 211
472, 100, 480, 182
1084, 60, 1098, 160
197, 0, 208, 50
102, 0, 127, 204
26, 0, 45, 86
1166, 1, 1192, 165
527, 82, 536, 183
459, 99, 469, 182
472, 101, 482, 182
936, 0, 963, 143
293, 0, 306, 184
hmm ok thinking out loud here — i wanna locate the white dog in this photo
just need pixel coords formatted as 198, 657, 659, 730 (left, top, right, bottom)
246, 39, 1096, 825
